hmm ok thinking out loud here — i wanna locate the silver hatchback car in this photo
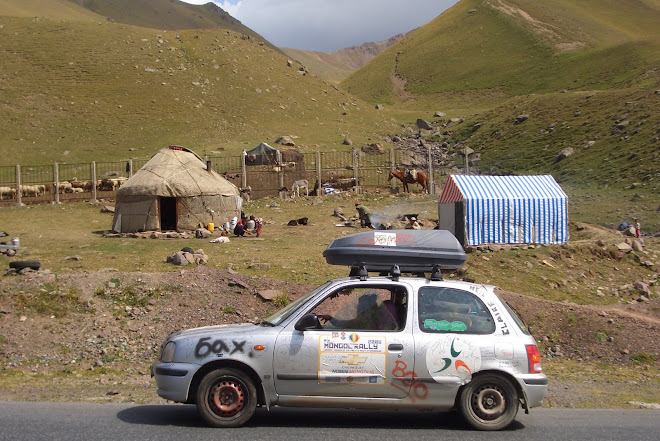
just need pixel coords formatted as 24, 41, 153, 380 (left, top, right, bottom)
152, 230, 547, 430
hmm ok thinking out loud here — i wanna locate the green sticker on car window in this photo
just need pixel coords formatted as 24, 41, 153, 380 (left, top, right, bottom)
423, 319, 467, 332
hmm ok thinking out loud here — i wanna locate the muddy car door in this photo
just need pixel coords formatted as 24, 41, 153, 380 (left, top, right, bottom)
273, 282, 415, 399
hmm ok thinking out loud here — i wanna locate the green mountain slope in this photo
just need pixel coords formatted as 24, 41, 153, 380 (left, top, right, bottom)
69, 0, 275, 48
342, 0, 660, 107
0, 0, 101, 20
0, 15, 397, 165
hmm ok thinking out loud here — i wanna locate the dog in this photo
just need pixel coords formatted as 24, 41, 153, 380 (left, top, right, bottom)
287, 217, 309, 226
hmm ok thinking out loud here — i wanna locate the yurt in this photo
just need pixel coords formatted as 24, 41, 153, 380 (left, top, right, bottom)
112, 146, 241, 233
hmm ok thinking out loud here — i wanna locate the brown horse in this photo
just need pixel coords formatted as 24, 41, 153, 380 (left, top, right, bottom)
388, 170, 428, 193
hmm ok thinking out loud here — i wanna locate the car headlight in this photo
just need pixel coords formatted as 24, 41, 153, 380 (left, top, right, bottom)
160, 341, 176, 362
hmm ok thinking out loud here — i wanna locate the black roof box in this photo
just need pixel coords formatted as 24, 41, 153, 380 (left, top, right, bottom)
323, 230, 466, 274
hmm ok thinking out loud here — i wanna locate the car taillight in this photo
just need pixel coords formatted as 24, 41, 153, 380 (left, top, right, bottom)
526, 344, 542, 374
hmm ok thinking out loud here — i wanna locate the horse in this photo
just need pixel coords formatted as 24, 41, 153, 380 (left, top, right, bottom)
388, 170, 428, 193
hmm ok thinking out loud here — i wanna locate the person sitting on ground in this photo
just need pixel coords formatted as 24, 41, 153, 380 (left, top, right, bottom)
406, 216, 421, 230
233, 218, 245, 237
355, 202, 374, 229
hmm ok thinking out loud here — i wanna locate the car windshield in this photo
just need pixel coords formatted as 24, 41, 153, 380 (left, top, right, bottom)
264, 281, 332, 326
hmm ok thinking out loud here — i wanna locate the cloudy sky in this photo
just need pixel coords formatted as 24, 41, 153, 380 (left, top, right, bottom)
179, 0, 458, 52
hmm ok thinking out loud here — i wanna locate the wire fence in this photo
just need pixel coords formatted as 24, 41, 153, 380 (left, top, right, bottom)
0, 147, 473, 206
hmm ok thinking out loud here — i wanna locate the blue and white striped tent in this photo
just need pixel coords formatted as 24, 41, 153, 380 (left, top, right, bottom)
437, 175, 568, 247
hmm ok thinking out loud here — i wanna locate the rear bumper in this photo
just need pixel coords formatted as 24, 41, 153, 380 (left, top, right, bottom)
520, 374, 548, 408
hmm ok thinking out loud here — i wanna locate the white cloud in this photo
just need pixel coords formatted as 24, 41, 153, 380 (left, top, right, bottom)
178, 0, 458, 52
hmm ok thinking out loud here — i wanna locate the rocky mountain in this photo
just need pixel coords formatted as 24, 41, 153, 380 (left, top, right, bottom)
282, 33, 407, 83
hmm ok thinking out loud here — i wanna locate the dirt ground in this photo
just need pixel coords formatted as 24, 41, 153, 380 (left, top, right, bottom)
0, 262, 658, 408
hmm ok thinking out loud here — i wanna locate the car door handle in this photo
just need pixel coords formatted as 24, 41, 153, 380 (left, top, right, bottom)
388, 343, 403, 351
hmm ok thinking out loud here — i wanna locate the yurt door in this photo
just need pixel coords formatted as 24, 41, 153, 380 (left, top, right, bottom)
159, 197, 177, 231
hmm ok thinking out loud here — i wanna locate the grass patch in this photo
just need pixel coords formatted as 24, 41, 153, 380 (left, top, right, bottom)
272, 292, 290, 308
14, 283, 88, 318
222, 306, 237, 315
631, 353, 658, 365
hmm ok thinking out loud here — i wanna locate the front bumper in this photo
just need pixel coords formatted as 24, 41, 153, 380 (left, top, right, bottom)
151, 361, 200, 403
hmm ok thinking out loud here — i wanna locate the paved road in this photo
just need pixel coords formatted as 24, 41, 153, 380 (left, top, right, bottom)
0, 402, 658, 441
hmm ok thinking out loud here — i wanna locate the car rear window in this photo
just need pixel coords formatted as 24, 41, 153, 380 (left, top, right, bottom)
501, 301, 531, 335
418, 287, 495, 334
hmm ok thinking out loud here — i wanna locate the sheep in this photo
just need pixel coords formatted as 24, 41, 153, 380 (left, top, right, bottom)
20, 185, 40, 197
0, 187, 16, 200
57, 181, 73, 194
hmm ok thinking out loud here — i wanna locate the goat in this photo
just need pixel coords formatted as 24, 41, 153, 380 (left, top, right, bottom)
290, 179, 309, 198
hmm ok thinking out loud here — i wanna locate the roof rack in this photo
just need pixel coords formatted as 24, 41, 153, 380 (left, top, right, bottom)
323, 230, 466, 280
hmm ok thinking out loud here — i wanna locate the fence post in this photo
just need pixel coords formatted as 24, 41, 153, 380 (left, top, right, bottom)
427, 145, 434, 195
15, 165, 23, 206
277, 150, 284, 190
54, 163, 60, 205
91, 161, 97, 203
241, 150, 247, 189
316, 151, 322, 196
390, 148, 396, 192
352, 148, 360, 194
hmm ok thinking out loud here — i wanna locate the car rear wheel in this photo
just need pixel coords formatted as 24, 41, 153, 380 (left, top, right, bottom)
196, 368, 257, 428
459, 373, 519, 431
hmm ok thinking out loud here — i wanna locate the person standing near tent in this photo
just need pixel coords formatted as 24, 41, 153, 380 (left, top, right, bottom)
634, 218, 641, 238
355, 202, 374, 229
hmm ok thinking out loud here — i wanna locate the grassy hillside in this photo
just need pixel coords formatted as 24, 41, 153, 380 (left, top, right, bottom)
340, 0, 660, 195
68, 0, 278, 50
444, 88, 660, 189
0, 15, 398, 165
342, 0, 660, 107
0, 0, 101, 20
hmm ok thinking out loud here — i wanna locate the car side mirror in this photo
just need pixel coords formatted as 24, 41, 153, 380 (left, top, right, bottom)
295, 313, 321, 331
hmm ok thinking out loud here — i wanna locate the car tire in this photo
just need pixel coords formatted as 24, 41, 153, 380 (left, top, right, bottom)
459, 373, 519, 431
9, 261, 40, 271
196, 368, 257, 428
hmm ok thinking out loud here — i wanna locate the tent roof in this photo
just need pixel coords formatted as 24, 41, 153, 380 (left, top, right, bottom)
117, 146, 239, 198
438, 175, 567, 203
246, 142, 278, 156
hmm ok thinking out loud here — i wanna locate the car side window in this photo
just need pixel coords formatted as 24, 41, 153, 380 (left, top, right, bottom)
309, 286, 407, 331
418, 287, 495, 334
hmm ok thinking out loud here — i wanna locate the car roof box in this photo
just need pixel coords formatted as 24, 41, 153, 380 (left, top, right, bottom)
323, 230, 466, 277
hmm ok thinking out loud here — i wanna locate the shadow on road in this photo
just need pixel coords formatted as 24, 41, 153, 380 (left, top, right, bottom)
117, 405, 525, 431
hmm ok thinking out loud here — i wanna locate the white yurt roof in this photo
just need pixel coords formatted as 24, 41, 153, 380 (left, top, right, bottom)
118, 146, 239, 198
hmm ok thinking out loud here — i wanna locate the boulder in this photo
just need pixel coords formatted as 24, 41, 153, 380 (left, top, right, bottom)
361, 143, 385, 155
631, 240, 644, 252
554, 147, 574, 163
416, 118, 433, 130
257, 289, 282, 301
514, 114, 529, 124
616, 242, 632, 253
168, 252, 189, 266
275, 136, 295, 146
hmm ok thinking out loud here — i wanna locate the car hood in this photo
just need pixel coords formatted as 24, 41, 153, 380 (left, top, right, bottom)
170, 322, 258, 341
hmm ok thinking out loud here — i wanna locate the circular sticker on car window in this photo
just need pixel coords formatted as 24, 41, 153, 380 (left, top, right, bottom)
426, 337, 481, 384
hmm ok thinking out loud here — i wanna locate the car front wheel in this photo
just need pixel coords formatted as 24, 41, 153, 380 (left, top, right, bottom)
196, 368, 257, 428
459, 373, 519, 431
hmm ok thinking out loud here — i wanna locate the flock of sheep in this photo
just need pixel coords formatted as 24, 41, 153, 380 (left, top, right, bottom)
0, 177, 127, 200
